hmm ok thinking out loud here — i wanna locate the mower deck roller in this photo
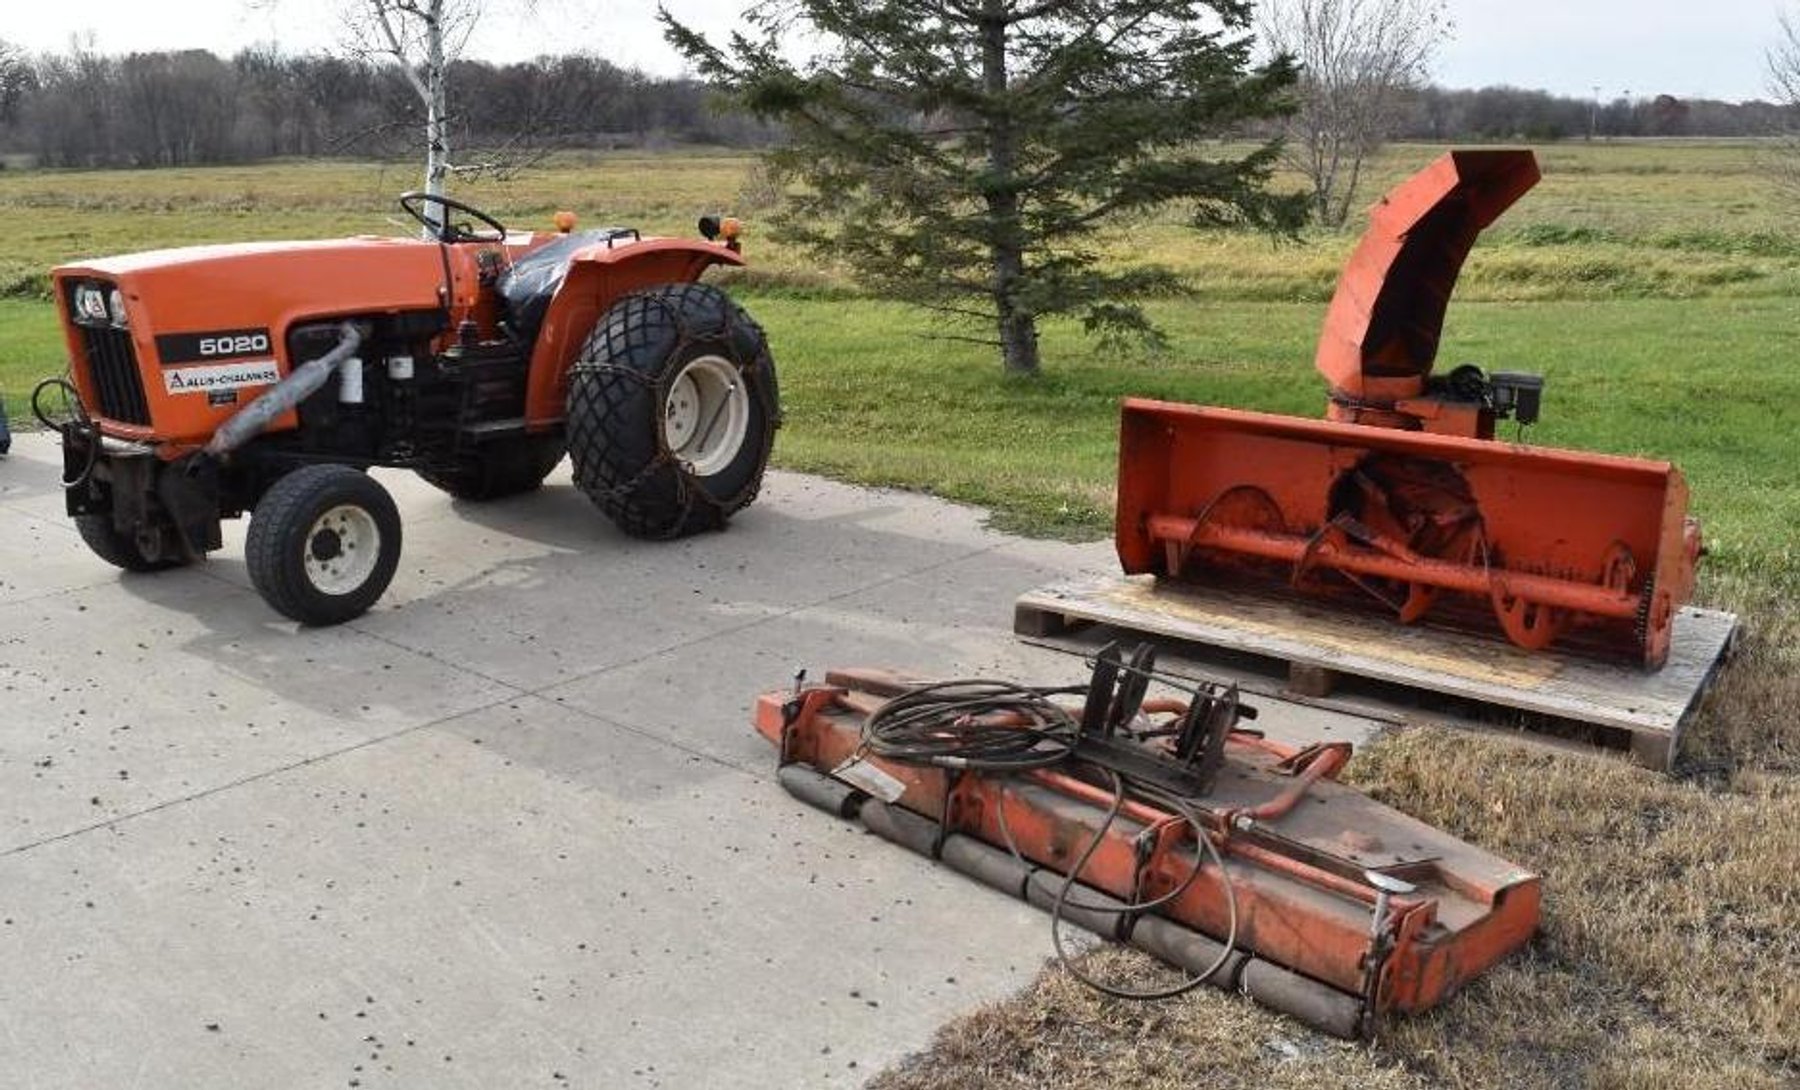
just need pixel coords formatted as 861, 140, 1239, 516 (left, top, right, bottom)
1116, 399, 1700, 667
755, 664, 1541, 1038
1114, 149, 1701, 668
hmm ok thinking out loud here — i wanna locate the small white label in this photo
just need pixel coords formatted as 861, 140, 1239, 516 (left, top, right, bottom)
164, 360, 281, 395
830, 756, 907, 803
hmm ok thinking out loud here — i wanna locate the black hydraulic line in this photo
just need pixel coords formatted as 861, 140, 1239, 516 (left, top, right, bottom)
861, 679, 1081, 772
861, 671, 1242, 1002
31, 377, 99, 488
1044, 770, 1241, 1001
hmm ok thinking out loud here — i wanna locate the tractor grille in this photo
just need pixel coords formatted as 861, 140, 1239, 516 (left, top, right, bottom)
67, 283, 152, 426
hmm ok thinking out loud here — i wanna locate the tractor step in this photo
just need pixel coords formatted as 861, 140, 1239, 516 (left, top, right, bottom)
1015, 574, 1738, 770
458, 416, 530, 440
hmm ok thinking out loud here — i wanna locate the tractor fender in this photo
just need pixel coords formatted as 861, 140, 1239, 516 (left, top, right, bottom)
522, 238, 745, 429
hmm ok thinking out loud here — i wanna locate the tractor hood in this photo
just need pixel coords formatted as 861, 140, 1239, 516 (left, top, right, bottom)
56, 236, 452, 332
67, 236, 435, 276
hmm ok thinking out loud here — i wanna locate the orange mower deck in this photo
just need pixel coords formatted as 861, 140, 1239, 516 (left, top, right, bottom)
1114, 150, 1700, 667
754, 652, 1540, 1038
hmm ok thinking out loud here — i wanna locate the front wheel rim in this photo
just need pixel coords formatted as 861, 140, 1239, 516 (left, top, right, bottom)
304, 504, 381, 595
663, 355, 750, 478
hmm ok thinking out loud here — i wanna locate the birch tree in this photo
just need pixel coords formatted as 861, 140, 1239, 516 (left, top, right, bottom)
349, 0, 476, 232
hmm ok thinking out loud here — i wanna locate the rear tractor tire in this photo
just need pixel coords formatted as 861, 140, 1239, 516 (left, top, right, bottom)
75, 514, 188, 573
565, 282, 779, 539
246, 465, 402, 626
416, 434, 566, 501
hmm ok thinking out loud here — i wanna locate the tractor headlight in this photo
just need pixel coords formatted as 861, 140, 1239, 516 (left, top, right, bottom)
108, 288, 128, 327
74, 284, 110, 323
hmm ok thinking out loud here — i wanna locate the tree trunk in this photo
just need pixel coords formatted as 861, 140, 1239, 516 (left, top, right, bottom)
997, 294, 1040, 376
422, 0, 449, 235
980, 1, 1039, 376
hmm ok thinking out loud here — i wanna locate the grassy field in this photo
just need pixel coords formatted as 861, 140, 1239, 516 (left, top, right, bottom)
2, 142, 1798, 1087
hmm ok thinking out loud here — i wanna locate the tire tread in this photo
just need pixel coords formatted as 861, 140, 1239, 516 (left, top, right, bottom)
246, 465, 401, 625
565, 282, 777, 539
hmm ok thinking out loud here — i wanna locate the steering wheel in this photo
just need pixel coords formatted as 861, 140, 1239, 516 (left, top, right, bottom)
398, 191, 508, 243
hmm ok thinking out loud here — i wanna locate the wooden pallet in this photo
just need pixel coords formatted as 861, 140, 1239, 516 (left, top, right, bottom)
1014, 576, 1739, 770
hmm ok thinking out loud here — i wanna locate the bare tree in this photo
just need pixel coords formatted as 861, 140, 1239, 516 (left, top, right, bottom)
1260, 0, 1450, 226
343, 0, 478, 231
0, 39, 35, 128
1773, 11, 1800, 103
337, 0, 579, 226
1768, 9, 1800, 196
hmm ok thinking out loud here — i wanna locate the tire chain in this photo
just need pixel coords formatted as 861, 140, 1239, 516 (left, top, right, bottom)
567, 283, 778, 539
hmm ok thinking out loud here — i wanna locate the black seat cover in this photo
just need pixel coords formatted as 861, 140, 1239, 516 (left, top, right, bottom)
497, 228, 637, 346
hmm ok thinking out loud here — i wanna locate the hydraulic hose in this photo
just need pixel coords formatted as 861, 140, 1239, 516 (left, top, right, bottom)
31, 376, 100, 488
865, 677, 1241, 1001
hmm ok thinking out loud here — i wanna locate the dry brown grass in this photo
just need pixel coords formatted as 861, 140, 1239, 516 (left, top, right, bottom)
874, 579, 1800, 1090
872, 945, 1429, 1090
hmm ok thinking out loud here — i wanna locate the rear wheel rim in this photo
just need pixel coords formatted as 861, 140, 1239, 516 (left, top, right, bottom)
663, 355, 749, 478
304, 504, 380, 595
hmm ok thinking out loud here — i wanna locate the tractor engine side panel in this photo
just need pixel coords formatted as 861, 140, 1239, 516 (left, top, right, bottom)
55, 240, 448, 450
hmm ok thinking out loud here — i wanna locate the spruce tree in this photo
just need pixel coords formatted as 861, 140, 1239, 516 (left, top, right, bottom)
664, 0, 1302, 375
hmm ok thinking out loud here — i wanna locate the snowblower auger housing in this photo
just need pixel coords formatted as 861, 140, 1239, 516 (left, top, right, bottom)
40, 195, 779, 625
1116, 150, 1701, 667
754, 650, 1541, 1039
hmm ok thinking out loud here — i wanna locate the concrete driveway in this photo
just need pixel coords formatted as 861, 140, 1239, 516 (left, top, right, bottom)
0, 430, 1117, 1089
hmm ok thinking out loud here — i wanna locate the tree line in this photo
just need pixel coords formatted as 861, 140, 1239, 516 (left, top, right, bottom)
0, 41, 776, 169
1396, 85, 1789, 142
0, 40, 1790, 174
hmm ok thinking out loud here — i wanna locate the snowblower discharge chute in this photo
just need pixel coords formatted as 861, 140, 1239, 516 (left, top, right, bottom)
1115, 150, 1701, 668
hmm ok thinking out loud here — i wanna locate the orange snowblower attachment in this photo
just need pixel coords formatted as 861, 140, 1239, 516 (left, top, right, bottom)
1116, 151, 1702, 667
754, 648, 1541, 1038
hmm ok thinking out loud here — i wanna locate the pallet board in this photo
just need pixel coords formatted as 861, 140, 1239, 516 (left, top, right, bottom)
1015, 575, 1739, 770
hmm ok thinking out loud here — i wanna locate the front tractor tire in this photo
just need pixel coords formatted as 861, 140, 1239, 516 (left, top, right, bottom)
75, 515, 188, 573
566, 283, 778, 539
416, 434, 566, 501
246, 465, 402, 626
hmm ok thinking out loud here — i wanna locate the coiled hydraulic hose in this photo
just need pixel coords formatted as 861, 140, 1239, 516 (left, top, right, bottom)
31, 376, 99, 488
864, 677, 1240, 1001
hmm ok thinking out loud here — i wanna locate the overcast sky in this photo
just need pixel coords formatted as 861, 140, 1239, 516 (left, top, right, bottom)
5, 0, 1790, 103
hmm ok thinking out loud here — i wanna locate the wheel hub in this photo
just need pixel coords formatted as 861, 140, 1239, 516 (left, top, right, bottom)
304, 505, 381, 596
309, 528, 343, 562
663, 355, 750, 478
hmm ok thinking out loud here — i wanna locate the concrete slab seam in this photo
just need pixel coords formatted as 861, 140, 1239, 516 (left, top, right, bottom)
509, 540, 1008, 697
0, 690, 529, 862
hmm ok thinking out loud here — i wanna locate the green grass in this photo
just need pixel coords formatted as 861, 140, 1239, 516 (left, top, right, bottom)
761, 291, 1800, 582
4, 140, 1799, 589
0, 299, 63, 421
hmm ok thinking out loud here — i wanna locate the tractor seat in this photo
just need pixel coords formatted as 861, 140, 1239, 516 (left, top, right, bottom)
498, 228, 640, 346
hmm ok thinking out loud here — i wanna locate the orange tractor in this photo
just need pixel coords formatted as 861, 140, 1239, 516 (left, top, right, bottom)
36, 194, 777, 624
1118, 151, 1702, 668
